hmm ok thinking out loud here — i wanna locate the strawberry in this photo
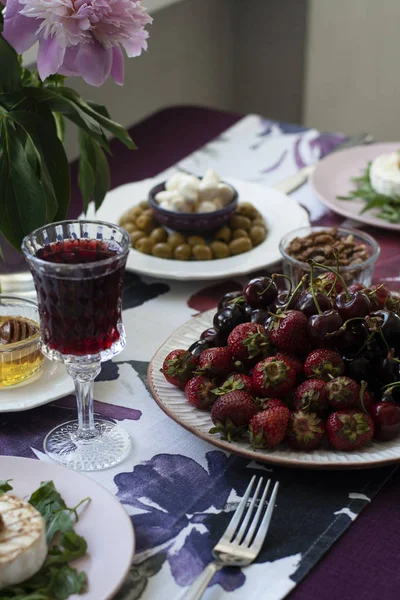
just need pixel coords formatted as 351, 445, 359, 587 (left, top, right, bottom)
261, 398, 287, 410
210, 391, 258, 440
304, 349, 344, 382
185, 375, 216, 409
266, 310, 310, 355
293, 379, 328, 414
249, 406, 290, 448
326, 376, 360, 410
162, 349, 199, 388
252, 356, 296, 398
314, 272, 343, 297
197, 347, 233, 378
227, 322, 270, 361
274, 352, 303, 376
326, 410, 374, 450
213, 373, 254, 396
286, 410, 325, 450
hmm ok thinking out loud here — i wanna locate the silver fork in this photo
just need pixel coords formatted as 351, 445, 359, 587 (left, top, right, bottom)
182, 476, 279, 600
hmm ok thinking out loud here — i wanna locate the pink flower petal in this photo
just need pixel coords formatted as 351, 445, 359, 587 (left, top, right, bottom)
59, 43, 112, 87
111, 46, 124, 86
37, 36, 66, 81
121, 30, 149, 57
3, 0, 39, 54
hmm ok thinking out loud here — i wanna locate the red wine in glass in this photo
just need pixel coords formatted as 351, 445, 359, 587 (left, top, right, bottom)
34, 238, 125, 356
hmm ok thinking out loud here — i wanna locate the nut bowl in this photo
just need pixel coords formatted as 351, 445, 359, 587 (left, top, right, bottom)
0, 295, 44, 388
148, 181, 238, 233
279, 226, 380, 287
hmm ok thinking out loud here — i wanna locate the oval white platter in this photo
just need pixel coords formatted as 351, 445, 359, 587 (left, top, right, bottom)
1, 456, 135, 600
148, 309, 400, 470
86, 177, 310, 281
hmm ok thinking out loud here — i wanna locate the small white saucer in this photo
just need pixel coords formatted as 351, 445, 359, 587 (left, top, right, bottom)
0, 360, 74, 412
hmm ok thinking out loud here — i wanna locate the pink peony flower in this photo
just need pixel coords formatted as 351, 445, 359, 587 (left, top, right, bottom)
3, 0, 152, 86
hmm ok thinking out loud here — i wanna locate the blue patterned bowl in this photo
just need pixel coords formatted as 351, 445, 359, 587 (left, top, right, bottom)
148, 181, 238, 233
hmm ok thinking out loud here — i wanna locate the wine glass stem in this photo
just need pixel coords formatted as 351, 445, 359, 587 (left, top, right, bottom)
67, 361, 101, 440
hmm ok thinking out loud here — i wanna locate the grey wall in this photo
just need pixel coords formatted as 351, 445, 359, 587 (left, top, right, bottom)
65, 0, 308, 160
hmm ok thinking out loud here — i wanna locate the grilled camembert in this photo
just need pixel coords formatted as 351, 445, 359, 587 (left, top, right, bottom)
0, 494, 47, 588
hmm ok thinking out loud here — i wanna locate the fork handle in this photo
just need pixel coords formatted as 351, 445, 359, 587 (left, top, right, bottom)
181, 561, 223, 600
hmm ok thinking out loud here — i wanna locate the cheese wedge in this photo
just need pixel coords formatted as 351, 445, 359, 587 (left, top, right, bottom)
0, 494, 47, 589
370, 151, 400, 197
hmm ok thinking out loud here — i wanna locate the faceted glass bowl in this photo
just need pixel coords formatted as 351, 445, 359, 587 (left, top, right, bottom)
279, 226, 380, 287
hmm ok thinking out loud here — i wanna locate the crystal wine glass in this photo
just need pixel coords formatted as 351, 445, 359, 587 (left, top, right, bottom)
22, 220, 131, 471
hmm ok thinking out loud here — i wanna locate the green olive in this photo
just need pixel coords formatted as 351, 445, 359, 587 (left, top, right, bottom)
252, 216, 264, 226
249, 225, 267, 246
230, 214, 252, 231
135, 237, 154, 254
174, 243, 192, 260
232, 228, 249, 240
229, 237, 253, 255
136, 213, 156, 234
210, 241, 230, 259
187, 235, 206, 247
142, 208, 154, 218
130, 231, 146, 246
192, 244, 212, 260
167, 232, 186, 250
122, 221, 136, 234
236, 202, 258, 219
152, 243, 173, 259
139, 200, 150, 210
150, 227, 168, 244
214, 226, 232, 243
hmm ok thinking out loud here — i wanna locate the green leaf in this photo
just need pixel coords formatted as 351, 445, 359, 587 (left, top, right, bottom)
53, 112, 65, 143
0, 479, 12, 494
59, 87, 135, 149
78, 130, 111, 212
45, 531, 87, 566
0, 36, 22, 94
87, 101, 111, 119
25, 86, 109, 149
9, 110, 70, 222
0, 121, 47, 249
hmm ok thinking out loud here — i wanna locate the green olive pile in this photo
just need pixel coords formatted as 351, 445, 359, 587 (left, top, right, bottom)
118, 201, 268, 261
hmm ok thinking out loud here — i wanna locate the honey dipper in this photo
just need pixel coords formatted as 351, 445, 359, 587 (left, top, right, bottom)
0, 318, 38, 344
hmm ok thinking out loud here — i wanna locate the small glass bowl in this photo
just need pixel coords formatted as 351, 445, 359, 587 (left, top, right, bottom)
279, 226, 380, 287
0, 295, 44, 388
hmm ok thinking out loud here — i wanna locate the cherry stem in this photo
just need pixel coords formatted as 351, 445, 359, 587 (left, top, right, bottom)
274, 273, 292, 297
257, 276, 276, 297
324, 316, 365, 338
379, 328, 391, 354
359, 380, 368, 413
367, 283, 384, 297
309, 259, 350, 300
383, 381, 400, 391
307, 261, 322, 315
282, 274, 307, 310
327, 253, 340, 297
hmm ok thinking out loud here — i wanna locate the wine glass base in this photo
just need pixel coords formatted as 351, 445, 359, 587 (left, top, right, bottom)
44, 419, 131, 471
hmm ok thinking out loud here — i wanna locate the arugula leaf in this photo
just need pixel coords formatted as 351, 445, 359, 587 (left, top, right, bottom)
45, 532, 87, 566
0, 479, 12, 494
337, 162, 400, 224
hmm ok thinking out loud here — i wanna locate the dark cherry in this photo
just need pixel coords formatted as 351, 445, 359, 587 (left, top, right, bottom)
367, 310, 400, 352
251, 308, 269, 325
334, 291, 371, 320
243, 276, 278, 309
271, 289, 301, 312
295, 291, 332, 317
200, 327, 227, 347
308, 309, 344, 347
343, 355, 371, 382
374, 355, 400, 387
372, 401, 400, 441
188, 338, 213, 357
218, 291, 244, 311
213, 305, 244, 333
333, 321, 368, 354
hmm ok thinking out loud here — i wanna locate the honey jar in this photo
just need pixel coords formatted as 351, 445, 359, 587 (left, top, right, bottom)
0, 296, 44, 388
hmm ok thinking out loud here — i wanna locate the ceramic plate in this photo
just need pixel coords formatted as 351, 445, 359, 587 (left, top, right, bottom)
148, 310, 400, 470
311, 142, 400, 231
86, 177, 309, 280
0, 456, 135, 600
0, 360, 74, 412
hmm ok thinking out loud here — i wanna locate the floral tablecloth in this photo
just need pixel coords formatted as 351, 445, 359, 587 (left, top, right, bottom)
1, 113, 399, 600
